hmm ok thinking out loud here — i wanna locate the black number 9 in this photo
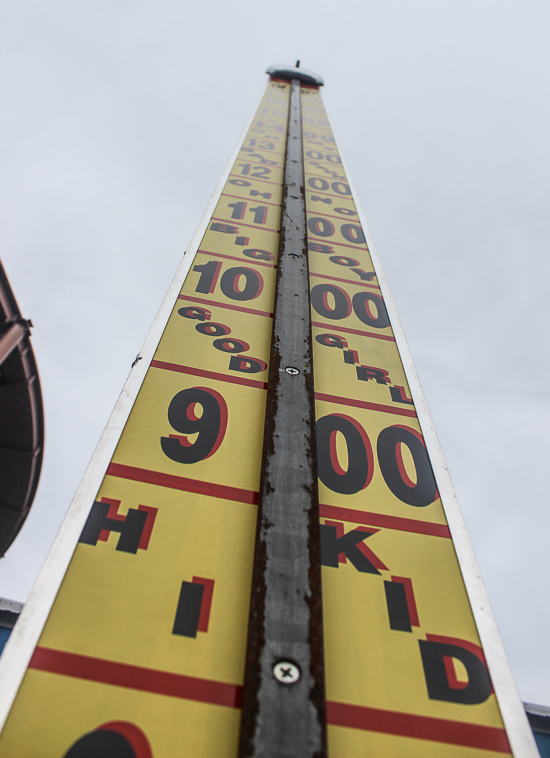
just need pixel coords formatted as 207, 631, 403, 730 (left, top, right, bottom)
161, 387, 227, 464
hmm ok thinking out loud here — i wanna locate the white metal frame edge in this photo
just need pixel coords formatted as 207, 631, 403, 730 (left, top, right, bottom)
324, 103, 538, 757
0, 82, 268, 734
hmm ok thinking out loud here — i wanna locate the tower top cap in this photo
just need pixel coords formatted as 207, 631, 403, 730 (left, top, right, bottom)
266, 64, 324, 87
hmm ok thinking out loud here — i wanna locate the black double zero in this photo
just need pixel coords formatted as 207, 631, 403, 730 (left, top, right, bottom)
307, 178, 351, 195
317, 418, 437, 506
310, 283, 389, 329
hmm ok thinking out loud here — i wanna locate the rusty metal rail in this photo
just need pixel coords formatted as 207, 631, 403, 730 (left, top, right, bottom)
238, 77, 327, 758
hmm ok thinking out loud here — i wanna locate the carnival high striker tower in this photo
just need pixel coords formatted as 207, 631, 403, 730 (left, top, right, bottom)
0, 64, 537, 758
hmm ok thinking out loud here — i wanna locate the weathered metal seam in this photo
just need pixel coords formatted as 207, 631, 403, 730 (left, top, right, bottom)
238, 77, 326, 758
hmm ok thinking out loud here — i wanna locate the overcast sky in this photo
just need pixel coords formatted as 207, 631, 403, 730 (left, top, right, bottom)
0, 0, 549, 707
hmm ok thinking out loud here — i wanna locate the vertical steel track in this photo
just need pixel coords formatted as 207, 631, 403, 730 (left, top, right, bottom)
238, 78, 327, 758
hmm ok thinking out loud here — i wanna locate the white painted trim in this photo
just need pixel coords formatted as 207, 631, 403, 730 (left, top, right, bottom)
0, 82, 268, 734
324, 105, 539, 758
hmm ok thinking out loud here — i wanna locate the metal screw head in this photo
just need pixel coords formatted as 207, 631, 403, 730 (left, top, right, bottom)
285, 366, 300, 375
288, 253, 299, 258
273, 661, 301, 684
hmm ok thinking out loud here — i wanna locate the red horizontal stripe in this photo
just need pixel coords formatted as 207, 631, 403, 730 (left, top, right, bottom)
107, 463, 259, 505
151, 360, 268, 390
315, 391, 417, 418
326, 701, 510, 753
212, 218, 279, 234
197, 249, 276, 269
311, 321, 395, 342
310, 272, 379, 290
229, 173, 282, 187
31, 647, 507, 751
29, 647, 242, 709
222, 193, 281, 208
178, 294, 273, 319
308, 236, 369, 253
319, 504, 450, 538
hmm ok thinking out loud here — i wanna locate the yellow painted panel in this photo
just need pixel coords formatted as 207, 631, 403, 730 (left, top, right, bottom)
0, 76, 515, 758
0, 79, 291, 758
312, 323, 413, 407
112, 368, 266, 491
201, 224, 281, 261
321, 530, 501, 723
180, 250, 276, 317
157, 298, 273, 377
0, 671, 241, 758
302, 85, 510, 756
214, 195, 283, 232
41, 479, 256, 682
314, 396, 447, 524
327, 724, 511, 758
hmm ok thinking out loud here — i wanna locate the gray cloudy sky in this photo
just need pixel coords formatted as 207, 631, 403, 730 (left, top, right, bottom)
1, 0, 549, 706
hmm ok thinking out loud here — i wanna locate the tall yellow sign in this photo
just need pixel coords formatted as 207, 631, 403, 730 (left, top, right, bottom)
0, 66, 537, 758
300, 85, 531, 757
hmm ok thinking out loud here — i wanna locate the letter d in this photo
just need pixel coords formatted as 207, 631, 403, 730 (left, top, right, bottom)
419, 639, 492, 705
229, 355, 267, 374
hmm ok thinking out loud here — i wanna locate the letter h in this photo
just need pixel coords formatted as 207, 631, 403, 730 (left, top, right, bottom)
79, 500, 155, 554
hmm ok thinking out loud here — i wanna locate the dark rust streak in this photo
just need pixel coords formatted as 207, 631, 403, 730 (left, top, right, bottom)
239, 532, 267, 758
